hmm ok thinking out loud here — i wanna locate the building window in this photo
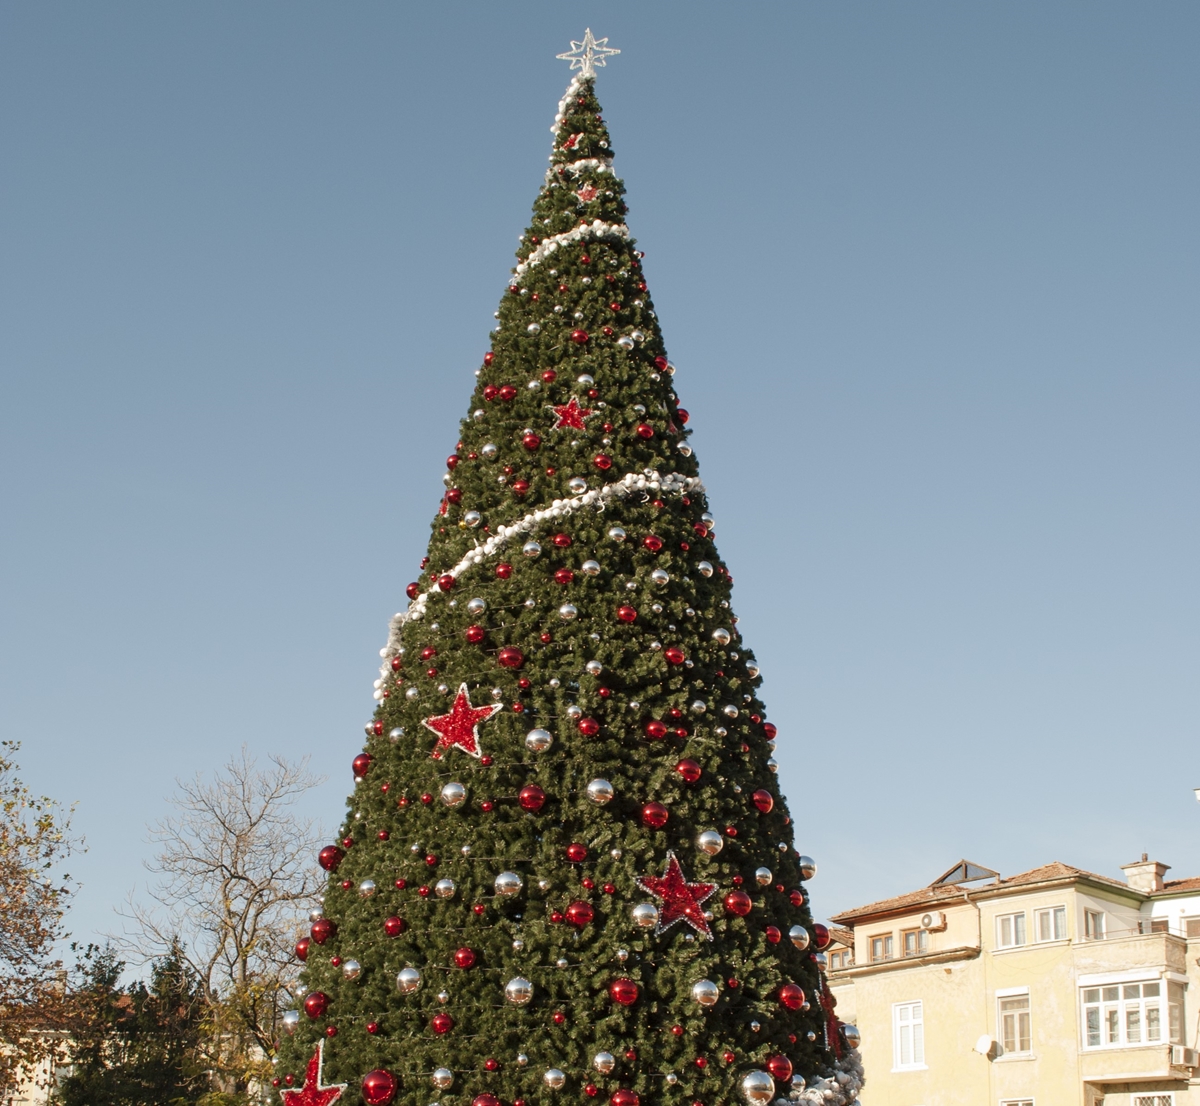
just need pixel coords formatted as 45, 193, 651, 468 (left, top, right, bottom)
1034, 906, 1066, 942
871, 934, 894, 962
996, 912, 1026, 949
1132, 1096, 1174, 1106
1084, 910, 1105, 939
1082, 981, 1170, 1048
1169, 982, 1185, 1043
999, 994, 1032, 1054
829, 949, 851, 970
892, 1001, 924, 1069
902, 928, 929, 957
1185, 918, 1200, 938
999, 1100, 1034, 1106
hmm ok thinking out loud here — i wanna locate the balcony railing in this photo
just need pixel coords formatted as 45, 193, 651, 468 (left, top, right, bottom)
1080, 921, 1195, 942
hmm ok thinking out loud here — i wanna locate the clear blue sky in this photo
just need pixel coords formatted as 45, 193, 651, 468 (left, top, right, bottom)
2, 3, 1197, 952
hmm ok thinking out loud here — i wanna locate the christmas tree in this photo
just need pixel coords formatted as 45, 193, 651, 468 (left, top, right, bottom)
277, 33, 863, 1106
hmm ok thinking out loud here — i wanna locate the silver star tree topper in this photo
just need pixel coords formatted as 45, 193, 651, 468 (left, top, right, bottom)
557, 29, 619, 79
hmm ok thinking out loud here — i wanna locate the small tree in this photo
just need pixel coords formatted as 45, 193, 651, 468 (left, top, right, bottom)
0, 741, 78, 1098
54, 942, 208, 1106
118, 749, 324, 1098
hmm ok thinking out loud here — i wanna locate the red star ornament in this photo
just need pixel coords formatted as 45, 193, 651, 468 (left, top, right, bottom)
577, 184, 599, 202
637, 851, 718, 940
551, 397, 593, 431
422, 683, 502, 760
281, 1041, 346, 1106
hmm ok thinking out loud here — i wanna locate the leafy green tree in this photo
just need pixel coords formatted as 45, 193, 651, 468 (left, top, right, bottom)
277, 64, 863, 1106
54, 942, 209, 1106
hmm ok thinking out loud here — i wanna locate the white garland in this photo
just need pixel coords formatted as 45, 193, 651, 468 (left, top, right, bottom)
781, 1049, 865, 1105
512, 219, 630, 283
376, 470, 703, 689
551, 75, 589, 132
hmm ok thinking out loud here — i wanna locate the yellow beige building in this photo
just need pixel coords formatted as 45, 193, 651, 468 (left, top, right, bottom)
826, 857, 1200, 1106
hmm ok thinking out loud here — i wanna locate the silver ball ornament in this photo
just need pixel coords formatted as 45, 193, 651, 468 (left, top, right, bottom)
440, 782, 467, 807
581, 560, 601, 576
388, 726, 404, 742
593, 1052, 616, 1075
690, 699, 707, 714
789, 925, 811, 950
712, 627, 732, 646
632, 903, 659, 928
558, 603, 578, 621
723, 704, 739, 719
586, 779, 614, 804
517, 1054, 529, 1067
467, 597, 487, 615
505, 977, 534, 1005
696, 830, 724, 856
431, 1069, 454, 1090
756, 867, 773, 886
607, 526, 626, 542
463, 510, 482, 528
434, 878, 456, 898
522, 540, 542, 558
585, 660, 603, 676
740, 1070, 776, 1106
282, 1009, 300, 1034
568, 477, 588, 494
798, 855, 817, 880
697, 560, 714, 577
543, 1069, 566, 1090
341, 959, 361, 981
650, 568, 670, 585
525, 728, 553, 752
480, 444, 498, 460
843, 1024, 862, 1049
396, 967, 422, 994
494, 871, 523, 896
358, 879, 376, 898
692, 979, 720, 1007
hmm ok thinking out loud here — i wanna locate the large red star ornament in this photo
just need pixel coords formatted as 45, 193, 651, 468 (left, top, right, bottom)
281, 1041, 345, 1106
551, 397, 592, 431
637, 851, 718, 940
422, 683, 502, 760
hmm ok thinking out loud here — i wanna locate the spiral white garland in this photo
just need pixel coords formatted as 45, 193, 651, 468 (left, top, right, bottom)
513, 219, 631, 284
551, 74, 589, 132
375, 469, 703, 690
781, 1049, 865, 1105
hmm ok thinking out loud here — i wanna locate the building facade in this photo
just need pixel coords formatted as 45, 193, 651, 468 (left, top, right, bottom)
826, 857, 1200, 1106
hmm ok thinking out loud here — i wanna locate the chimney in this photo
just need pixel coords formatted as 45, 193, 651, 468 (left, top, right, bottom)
1121, 854, 1170, 893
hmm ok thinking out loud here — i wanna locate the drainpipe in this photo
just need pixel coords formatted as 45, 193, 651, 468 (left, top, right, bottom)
962, 887, 992, 1103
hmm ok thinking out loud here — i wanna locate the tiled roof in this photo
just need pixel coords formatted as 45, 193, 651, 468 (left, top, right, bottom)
829, 861, 1131, 925
1159, 876, 1200, 894
827, 926, 854, 948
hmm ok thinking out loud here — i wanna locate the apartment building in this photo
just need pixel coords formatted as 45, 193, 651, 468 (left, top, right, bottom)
826, 856, 1200, 1106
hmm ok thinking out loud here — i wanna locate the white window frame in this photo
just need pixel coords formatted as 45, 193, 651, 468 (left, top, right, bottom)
1081, 979, 1167, 1049
1132, 1095, 1175, 1106
999, 1099, 1035, 1106
892, 1000, 926, 1071
1034, 905, 1067, 942
996, 911, 1027, 949
998, 991, 1032, 1055
1084, 909, 1106, 939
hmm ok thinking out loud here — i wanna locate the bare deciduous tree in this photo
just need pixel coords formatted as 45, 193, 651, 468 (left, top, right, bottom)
0, 741, 79, 1097
117, 748, 324, 1097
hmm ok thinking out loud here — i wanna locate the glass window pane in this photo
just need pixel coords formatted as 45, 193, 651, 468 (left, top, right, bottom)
1147, 1006, 1161, 1041
1127, 1007, 1142, 1043
913, 1020, 924, 1064
1106, 1008, 1120, 1044
1086, 1006, 1101, 1046
1124, 984, 1142, 999
1054, 907, 1067, 939
1142, 982, 1160, 997
1084, 988, 1100, 1003
1018, 1011, 1031, 1052
1103, 986, 1120, 1001
1014, 914, 1026, 945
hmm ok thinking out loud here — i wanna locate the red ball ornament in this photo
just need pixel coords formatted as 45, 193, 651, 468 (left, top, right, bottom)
454, 947, 477, 968
367, 1021, 380, 1035
675, 758, 702, 783
420, 793, 433, 805
644, 720, 668, 740
406, 582, 419, 600
484, 352, 495, 365
554, 568, 575, 584
779, 983, 806, 1011
552, 533, 572, 547
610, 1092, 639, 1106
432, 1013, 455, 1034
484, 1058, 499, 1072
617, 605, 638, 622
790, 890, 806, 908
483, 385, 499, 401
724, 890, 753, 916
663, 647, 685, 665
496, 563, 513, 579
446, 488, 462, 504
473, 903, 486, 915
570, 329, 589, 344
390, 656, 401, 671
472, 1095, 498, 1106
641, 802, 669, 829
310, 919, 336, 945
566, 842, 588, 862
519, 784, 547, 812
641, 535, 663, 552
466, 625, 486, 643
765, 925, 782, 944
677, 408, 689, 424
635, 423, 654, 439
542, 369, 557, 382
437, 573, 455, 591
523, 432, 541, 451
303, 991, 330, 1019
603, 883, 616, 895
594, 453, 613, 470
722, 1051, 736, 1064
763, 722, 777, 738
498, 647, 525, 669
553, 1010, 566, 1025
383, 916, 405, 937
566, 900, 595, 928
585, 1085, 598, 1098
318, 845, 345, 872
498, 385, 517, 401
550, 911, 564, 924
752, 789, 774, 813
766, 1055, 793, 1083
581, 877, 595, 890
325, 1026, 337, 1038
609, 978, 639, 1006
539, 633, 552, 644
577, 717, 600, 736
512, 480, 530, 496
812, 922, 832, 950
295, 937, 310, 961
362, 1070, 397, 1106
342, 836, 354, 848
694, 1057, 707, 1069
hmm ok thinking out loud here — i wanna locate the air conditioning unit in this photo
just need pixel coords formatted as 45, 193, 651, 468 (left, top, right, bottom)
1171, 1045, 1199, 1068
920, 911, 948, 931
